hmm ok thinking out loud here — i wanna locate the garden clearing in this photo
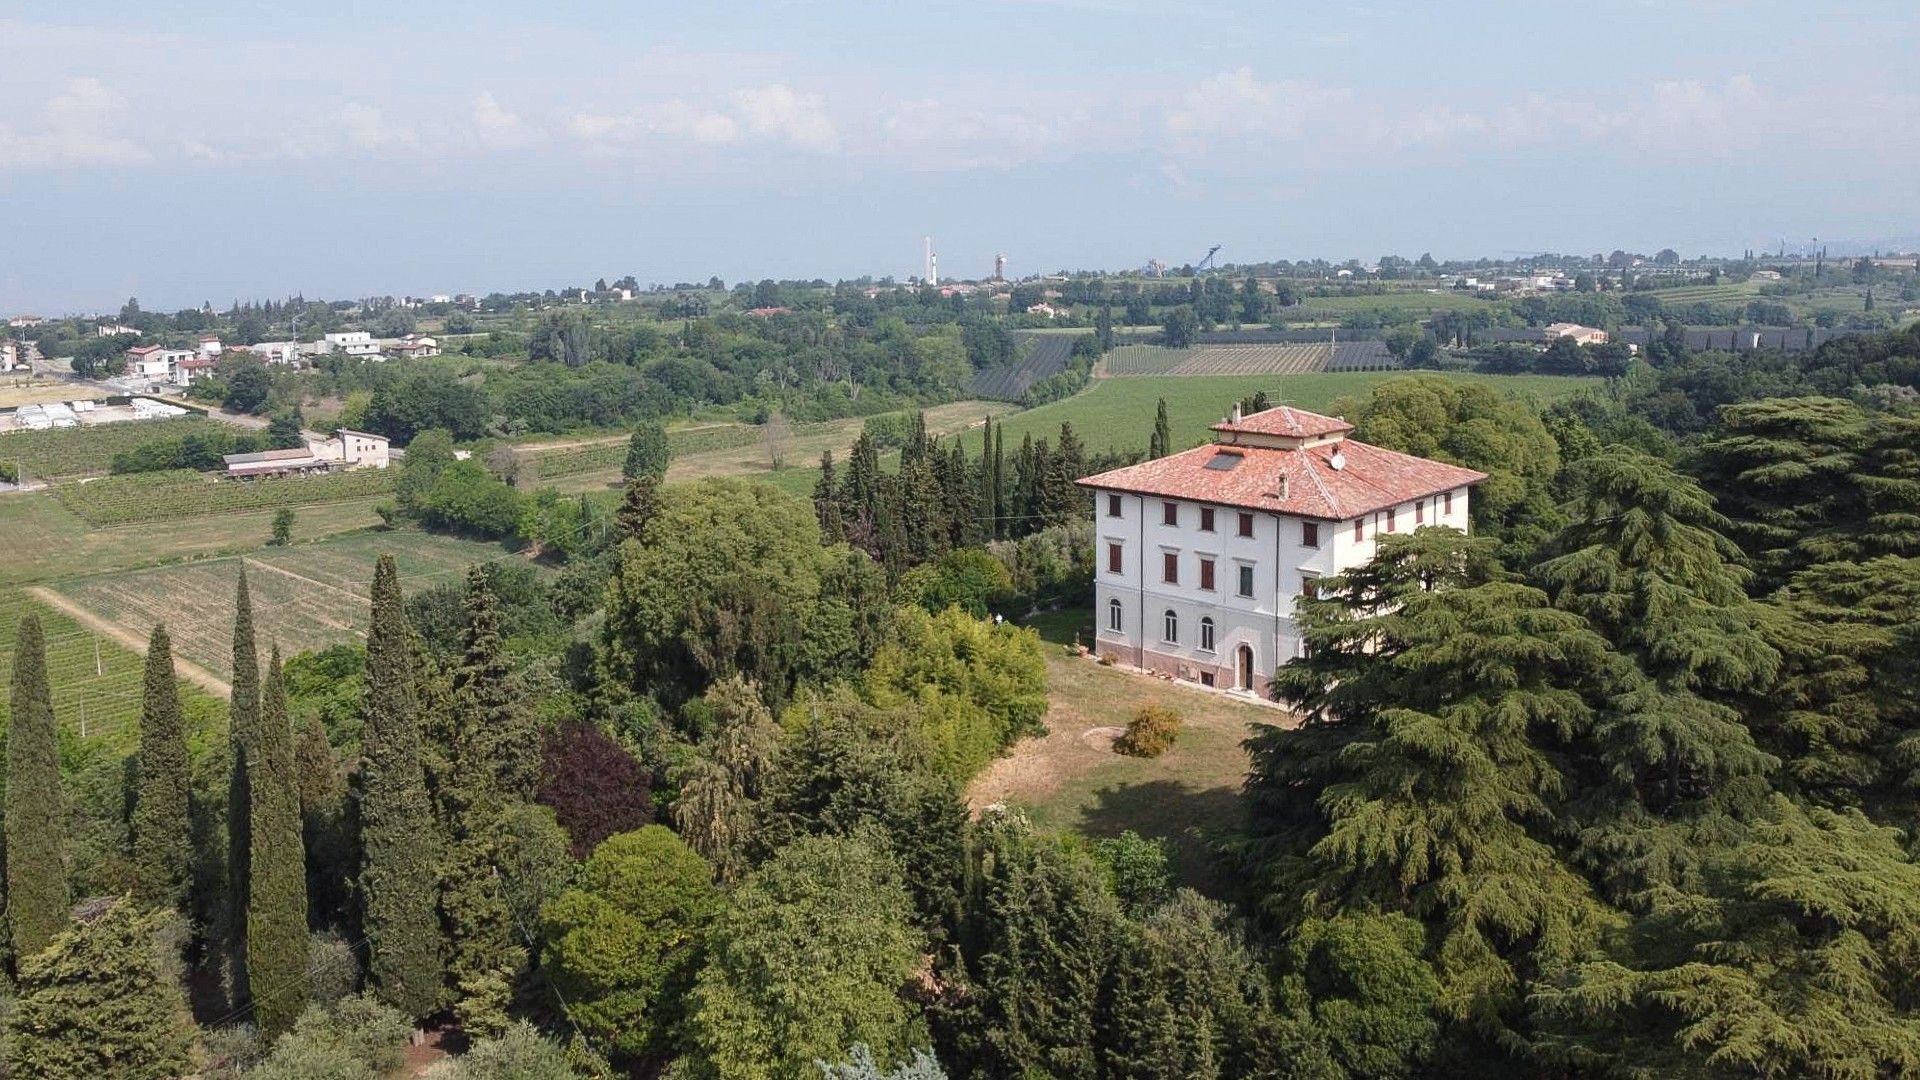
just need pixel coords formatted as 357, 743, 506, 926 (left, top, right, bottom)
969, 609, 1287, 894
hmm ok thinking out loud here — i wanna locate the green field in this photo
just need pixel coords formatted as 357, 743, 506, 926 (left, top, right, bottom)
0, 589, 227, 757
54, 468, 396, 526
951, 371, 1591, 458
0, 416, 222, 480
48, 530, 520, 678
0, 491, 391, 587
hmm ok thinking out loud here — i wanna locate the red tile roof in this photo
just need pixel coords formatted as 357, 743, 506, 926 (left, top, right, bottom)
1077, 437, 1486, 520
1212, 405, 1353, 439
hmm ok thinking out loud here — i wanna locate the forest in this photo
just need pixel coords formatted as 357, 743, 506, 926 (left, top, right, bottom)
1, 323, 1920, 1078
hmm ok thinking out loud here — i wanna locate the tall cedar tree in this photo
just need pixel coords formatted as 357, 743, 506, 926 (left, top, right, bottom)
248, 648, 308, 1038
438, 567, 525, 1036
3, 901, 194, 1080
358, 554, 444, 1020
131, 624, 191, 911
6, 613, 69, 960
1149, 398, 1171, 459
226, 566, 260, 1007
1531, 448, 1781, 901
1249, 529, 1622, 1043
1762, 556, 1920, 812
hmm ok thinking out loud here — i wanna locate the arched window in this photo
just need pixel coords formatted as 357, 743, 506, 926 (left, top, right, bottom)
1107, 598, 1123, 632
1163, 609, 1179, 643
1199, 616, 1215, 651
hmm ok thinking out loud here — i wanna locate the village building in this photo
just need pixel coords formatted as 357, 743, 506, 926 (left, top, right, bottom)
221, 428, 390, 479
124, 344, 194, 382
322, 331, 381, 357
1543, 322, 1609, 345
1077, 404, 1484, 697
385, 334, 440, 358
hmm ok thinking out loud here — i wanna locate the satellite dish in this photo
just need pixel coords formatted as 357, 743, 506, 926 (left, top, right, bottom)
1329, 450, 1346, 471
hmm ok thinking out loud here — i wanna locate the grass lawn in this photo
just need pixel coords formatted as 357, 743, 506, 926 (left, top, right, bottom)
970, 606, 1284, 895
952, 370, 1591, 458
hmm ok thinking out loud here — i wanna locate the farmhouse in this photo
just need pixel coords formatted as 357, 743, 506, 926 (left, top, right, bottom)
125, 344, 195, 382
222, 428, 390, 479
386, 334, 440, 358
1077, 404, 1484, 697
1543, 322, 1608, 345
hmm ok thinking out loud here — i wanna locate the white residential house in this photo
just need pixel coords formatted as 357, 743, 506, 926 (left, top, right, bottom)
249, 341, 302, 366
7, 315, 45, 329
0, 340, 20, 371
322, 331, 381, 357
195, 334, 223, 357
173, 357, 218, 386
386, 334, 440, 358
1077, 405, 1485, 697
97, 323, 139, 337
124, 344, 193, 382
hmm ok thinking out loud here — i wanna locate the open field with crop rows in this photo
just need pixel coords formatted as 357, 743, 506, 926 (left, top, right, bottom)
1102, 343, 1332, 376
53, 468, 395, 526
0, 416, 221, 480
46, 530, 517, 678
971, 333, 1088, 401
0, 589, 228, 754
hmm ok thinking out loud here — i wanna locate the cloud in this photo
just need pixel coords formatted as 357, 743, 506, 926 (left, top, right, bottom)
0, 77, 149, 169
880, 98, 1076, 170
730, 84, 838, 151
472, 91, 538, 148
333, 103, 418, 152
568, 84, 835, 153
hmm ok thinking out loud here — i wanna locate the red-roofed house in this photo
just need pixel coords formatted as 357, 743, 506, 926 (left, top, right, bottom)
1077, 403, 1485, 696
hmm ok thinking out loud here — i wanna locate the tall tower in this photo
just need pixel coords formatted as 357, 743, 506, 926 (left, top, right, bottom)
994, 253, 1006, 281
924, 236, 938, 287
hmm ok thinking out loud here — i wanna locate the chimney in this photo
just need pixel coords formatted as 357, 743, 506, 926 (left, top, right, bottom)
1229, 403, 1242, 425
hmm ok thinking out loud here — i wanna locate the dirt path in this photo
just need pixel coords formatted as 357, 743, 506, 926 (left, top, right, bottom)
242, 554, 366, 604
24, 585, 234, 698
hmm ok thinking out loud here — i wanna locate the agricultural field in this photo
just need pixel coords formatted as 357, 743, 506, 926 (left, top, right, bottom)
1102, 343, 1332, 376
0, 490, 390, 587
47, 530, 518, 678
1288, 289, 1499, 315
513, 422, 766, 484
970, 333, 1088, 401
0, 589, 227, 756
952, 370, 1591, 458
969, 608, 1276, 892
53, 468, 395, 526
0, 415, 220, 480
527, 401, 1009, 495
1643, 281, 1763, 306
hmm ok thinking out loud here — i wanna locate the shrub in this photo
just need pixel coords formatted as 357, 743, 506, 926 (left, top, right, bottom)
247, 994, 411, 1080
306, 929, 361, 1008
452, 1021, 582, 1079
536, 721, 654, 859
1115, 705, 1181, 758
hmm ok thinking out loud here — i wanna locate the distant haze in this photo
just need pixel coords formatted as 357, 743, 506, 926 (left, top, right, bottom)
3, 1, 1917, 313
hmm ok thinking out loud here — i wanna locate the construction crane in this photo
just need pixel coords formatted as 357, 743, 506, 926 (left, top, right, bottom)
1194, 245, 1222, 274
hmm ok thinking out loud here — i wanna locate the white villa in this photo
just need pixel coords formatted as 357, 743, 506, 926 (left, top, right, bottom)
1077, 404, 1485, 697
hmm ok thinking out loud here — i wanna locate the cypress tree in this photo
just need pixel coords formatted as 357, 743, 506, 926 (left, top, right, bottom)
438, 568, 524, 1036
226, 566, 260, 1007
991, 421, 1005, 539
248, 648, 308, 1038
1149, 398, 1171, 459
295, 711, 349, 928
814, 450, 843, 542
614, 473, 659, 541
131, 624, 191, 911
359, 554, 444, 1020
5, 613, 68, 960
976, 419, 1000, 541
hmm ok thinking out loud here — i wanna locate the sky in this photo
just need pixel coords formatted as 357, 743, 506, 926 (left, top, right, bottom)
2, 0, 1917, 313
